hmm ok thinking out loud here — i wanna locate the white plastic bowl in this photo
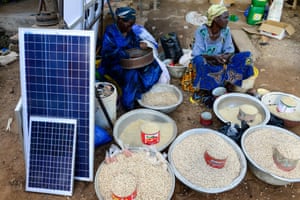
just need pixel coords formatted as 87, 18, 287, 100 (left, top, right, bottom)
137, 83, 183, 113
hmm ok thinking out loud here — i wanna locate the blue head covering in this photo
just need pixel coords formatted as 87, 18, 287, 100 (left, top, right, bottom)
115, 7, 136, 21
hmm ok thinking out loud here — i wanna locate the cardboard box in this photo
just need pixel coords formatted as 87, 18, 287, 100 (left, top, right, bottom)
259, 20, 295, 40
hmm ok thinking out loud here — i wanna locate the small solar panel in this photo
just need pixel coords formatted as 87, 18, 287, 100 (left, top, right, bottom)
19, 28, 95, 181
26, 116, 77, 196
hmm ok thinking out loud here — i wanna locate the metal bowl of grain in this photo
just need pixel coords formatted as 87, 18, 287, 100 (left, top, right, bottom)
261, 92, 300, 127
95, 147, 175, 199
241, 125, 300, 185
137, 83, 183, 113
213, 93, 270, 127
168, 128, 247, 194
113, 108, 177, 152
120, 48, 154, 69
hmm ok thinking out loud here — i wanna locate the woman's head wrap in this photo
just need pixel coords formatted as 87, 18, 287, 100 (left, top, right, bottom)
115, 7, 136, 21
206, 4, 228, 26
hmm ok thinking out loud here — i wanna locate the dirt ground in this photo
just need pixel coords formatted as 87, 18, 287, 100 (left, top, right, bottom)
0, 0, 300, 199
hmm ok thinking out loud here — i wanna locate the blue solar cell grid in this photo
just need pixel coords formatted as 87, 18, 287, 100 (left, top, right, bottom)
19, 28, 95, 182
26, 117, 77, 196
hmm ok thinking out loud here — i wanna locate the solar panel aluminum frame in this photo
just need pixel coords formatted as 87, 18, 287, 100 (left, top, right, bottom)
14, 97, 25, 161
26, 116, 77, 196
19, 28, 95, 181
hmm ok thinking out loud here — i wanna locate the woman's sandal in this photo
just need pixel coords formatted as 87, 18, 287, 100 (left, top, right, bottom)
189, 90, 210, 104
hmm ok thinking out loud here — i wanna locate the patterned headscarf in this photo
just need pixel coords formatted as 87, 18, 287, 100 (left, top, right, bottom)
115, 7, 136, 21
206, 4, 228, 26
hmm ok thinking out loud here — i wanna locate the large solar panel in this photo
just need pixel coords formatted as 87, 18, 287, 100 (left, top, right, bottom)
26, 116, 77, 196
19, 28, 95, 181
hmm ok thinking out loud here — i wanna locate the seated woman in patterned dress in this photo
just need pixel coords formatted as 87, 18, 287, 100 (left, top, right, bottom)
191, 4, 254, 101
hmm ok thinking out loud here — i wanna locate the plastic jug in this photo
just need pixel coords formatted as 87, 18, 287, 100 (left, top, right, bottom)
247, 5, 265, 25
252, 0, 268, 7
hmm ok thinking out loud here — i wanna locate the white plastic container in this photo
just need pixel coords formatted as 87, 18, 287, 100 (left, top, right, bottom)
95, 82, 117, 128
233, 66, 259, 93
212, 87, 227, 98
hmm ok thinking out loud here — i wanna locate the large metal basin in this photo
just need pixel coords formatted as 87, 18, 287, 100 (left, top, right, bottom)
113, 109, 177, 152
261, 92, 300, 127
137, 83, 183, 113
95, 147, 175, 199
168, 128, 247, 194
241, 125, 300, 185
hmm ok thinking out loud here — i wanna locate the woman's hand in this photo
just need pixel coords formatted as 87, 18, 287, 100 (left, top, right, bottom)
215, 55, 227, 65
204, 53, 233, 66
139, 42, 148, 49
204, 55, 224, 65
219, 53, 233, 64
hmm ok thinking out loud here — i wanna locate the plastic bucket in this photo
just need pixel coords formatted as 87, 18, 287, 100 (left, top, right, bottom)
95, 82, 117, 128
233, 66, 259, 93
247, 6, 265, 25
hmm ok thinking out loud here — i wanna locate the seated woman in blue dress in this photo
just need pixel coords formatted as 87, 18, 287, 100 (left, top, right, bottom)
191, 4, 254, 101
99, 7, 162, 110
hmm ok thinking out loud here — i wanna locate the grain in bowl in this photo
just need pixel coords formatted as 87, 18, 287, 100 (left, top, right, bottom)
95, 148, 175, 200
141, 90, 179, 107
137, 84, 183, 113
242, 126, 300, 179
168, 129, 247, 193
111, 173, 137, 199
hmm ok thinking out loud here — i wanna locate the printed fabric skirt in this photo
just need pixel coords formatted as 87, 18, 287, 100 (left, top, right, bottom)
192, 51, 254, 91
